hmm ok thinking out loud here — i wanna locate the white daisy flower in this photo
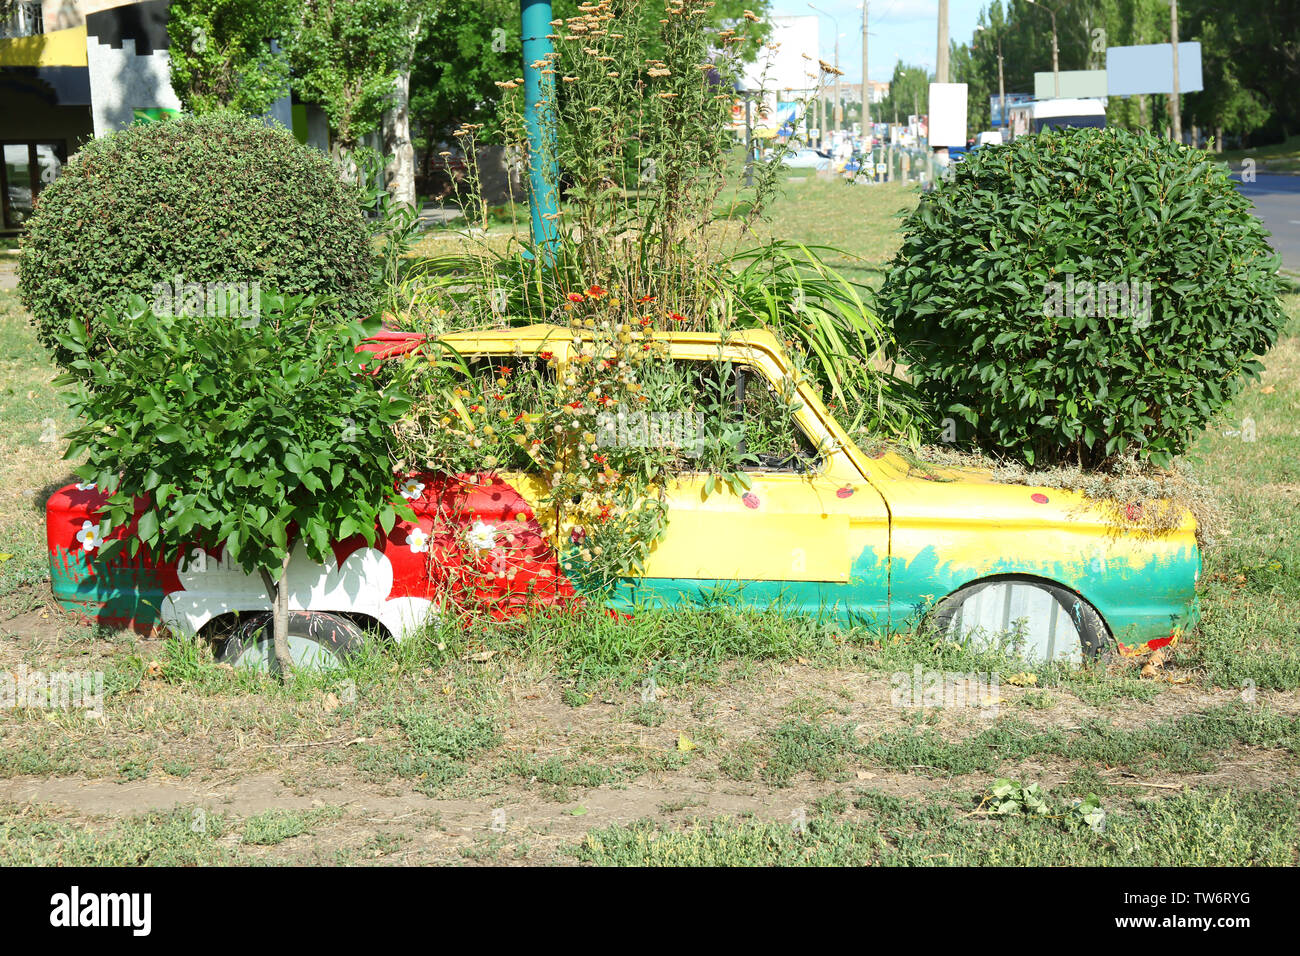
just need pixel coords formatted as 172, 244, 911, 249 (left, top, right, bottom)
399, 478, 426, 500
405, 528, 430, 554
75, 520, 106, 552
466, 520, 496, 551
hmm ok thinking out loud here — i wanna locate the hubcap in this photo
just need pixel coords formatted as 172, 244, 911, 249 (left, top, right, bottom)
230, 634, 343, 672
943, 582, 1084, 664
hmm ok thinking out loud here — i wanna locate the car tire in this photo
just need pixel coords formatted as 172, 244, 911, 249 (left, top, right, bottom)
217, 610, 367, 672
931, 577, 1111, 663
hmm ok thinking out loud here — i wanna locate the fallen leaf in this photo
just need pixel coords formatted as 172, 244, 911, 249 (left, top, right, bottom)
567, 806, 588, 816
1005, 672, 1037, 687
1261, 385, 1275, 394
145, 660, 164, 678
1140, 646, 1168, 679
469, 650, 496, 663
0, 553, 12, 562
322, 692, 340, 713
856, 770, 876, 780
677, 732, 697, 752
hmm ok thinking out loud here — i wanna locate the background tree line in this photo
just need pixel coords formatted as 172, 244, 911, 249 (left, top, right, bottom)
946, 0, 1298, 149
165, 0, 771, 206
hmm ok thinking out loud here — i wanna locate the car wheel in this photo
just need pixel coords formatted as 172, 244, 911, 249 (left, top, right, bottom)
931, 578, 1111, 664
217, 610, 367, 672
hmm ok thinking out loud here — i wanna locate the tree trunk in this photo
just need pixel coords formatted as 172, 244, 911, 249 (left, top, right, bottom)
383, 69, 416, 208
258, 550, 294, 677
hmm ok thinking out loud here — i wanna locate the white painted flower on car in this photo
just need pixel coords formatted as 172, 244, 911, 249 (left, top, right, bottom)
406, 528, 430, 554
75, 519, 106, 552
466, 520, 496, 551
399, 478, 426, 500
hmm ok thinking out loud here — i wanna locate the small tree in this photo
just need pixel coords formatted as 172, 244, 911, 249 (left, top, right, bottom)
289, 0, 410, 161
57, 294, 413, 674
166, 0, 297, 116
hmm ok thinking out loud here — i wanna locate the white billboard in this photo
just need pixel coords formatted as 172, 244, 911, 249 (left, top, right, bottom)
743, 15, 820, 93
928, 83, 968, 147
1034, 70, 1108, 100
1106, 43, 1203, 96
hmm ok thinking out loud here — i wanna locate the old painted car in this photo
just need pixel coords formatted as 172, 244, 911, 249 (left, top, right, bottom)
46, 325, 1199, 666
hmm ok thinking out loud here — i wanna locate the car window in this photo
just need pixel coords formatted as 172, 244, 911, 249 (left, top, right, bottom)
666, 357, 821, 473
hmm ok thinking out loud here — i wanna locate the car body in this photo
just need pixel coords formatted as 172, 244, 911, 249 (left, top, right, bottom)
47, 326, 1199, 662
781, 148, 831, 171
1007, 98, 1107, 140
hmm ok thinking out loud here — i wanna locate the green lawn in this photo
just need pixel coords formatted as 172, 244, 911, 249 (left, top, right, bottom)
1221, 134, 1300, 174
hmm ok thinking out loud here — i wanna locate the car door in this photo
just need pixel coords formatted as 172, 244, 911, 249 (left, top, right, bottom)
618, 344, 891, 627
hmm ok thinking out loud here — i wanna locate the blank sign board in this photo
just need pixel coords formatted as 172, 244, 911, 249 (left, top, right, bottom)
1107, 42, 1203, 96
1034, 70, 1108, 100
928, 83, 968, 147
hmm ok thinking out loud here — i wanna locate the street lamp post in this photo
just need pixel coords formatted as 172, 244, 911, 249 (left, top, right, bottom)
859, 3, 869, 132
808, 4, 841, 139
975, 23, 1008, 137
1025, 0, 1060, 99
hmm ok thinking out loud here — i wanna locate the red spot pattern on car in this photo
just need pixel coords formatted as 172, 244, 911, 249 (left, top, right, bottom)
45, 472, 577, 635
836, 485, 855, 499
1031, 493, 1050, 504
742, 492, 760, 509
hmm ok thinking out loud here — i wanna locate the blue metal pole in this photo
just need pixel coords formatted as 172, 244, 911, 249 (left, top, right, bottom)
521, 0, 559, 257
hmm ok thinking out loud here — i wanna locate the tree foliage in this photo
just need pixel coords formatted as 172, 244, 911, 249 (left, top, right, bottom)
950, 0, 1299, 146
57, 296, 414, 669
290, 0, 413, 152
166, 0, 295, 116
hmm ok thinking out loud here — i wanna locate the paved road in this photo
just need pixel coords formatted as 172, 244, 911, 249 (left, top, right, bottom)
1235, 173, 1300, 274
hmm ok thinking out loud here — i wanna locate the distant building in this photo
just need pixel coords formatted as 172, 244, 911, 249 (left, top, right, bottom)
0, 0, 328, 233
841, 81, 890, 105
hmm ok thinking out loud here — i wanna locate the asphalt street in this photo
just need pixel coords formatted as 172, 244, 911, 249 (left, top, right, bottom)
1235, 173, 1300, 274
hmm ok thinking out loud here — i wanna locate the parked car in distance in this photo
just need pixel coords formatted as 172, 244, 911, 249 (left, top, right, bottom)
47, 327, 1200, 669
781, 148, 830, 171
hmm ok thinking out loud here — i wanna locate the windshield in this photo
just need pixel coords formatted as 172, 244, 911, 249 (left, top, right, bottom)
1034, 115, 1106, 133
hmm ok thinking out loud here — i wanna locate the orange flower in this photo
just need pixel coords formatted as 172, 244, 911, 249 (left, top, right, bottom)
566, 292, 585, 303
669, 312, 688, 323
637, 294, 656, 303
587, 284, 607, 298
539, 350, 554, 360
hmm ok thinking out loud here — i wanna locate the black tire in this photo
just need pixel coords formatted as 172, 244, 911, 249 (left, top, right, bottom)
217, 610, 367, 672
931, 577, 1112, 662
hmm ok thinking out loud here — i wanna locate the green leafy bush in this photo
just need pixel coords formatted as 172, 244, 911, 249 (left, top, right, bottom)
58, 293, 412, 670
20, 112, 376, 369
878, 127, 1285, 466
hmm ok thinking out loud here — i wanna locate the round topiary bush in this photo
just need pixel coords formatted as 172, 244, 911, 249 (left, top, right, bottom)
20, 112, 377, 369
878, 126, 1285, 467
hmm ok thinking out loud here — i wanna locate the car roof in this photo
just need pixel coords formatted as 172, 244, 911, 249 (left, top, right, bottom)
436, 322, 786, 353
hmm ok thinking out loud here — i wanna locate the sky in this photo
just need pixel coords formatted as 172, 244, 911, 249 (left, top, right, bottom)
770, 0, 989, 84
